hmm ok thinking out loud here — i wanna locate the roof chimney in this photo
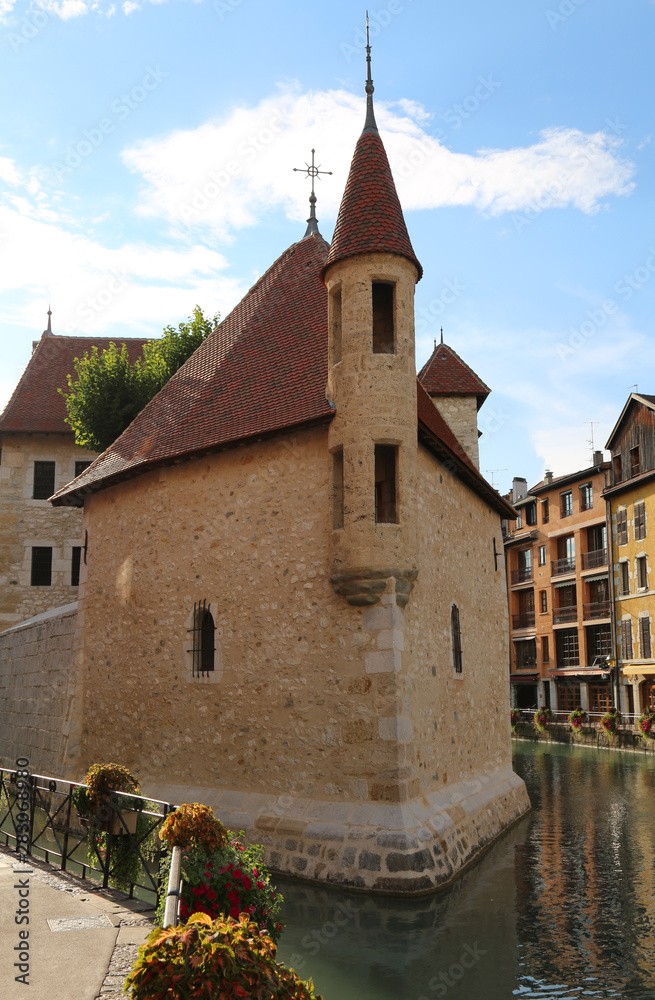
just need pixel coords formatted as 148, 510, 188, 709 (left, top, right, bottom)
512, 477, 527, 502
544, 470, 553, 485
593, 450, 603, 466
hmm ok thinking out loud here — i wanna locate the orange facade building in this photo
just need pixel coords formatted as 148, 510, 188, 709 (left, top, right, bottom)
504, 456, 612, 715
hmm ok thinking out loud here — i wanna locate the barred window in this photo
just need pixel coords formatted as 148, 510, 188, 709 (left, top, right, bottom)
616, 508, 628, 546
621, 619, 633, 660
188, 600, 215, 676
634, 501, 646, 541
556, 628, 579, 667
451, 604, 463, 675
639, 617, 652, 659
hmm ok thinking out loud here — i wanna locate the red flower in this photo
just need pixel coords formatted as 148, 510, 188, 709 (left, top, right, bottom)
230, 906, 240, 918
234, 869, 242, 880
205, 862, 213, 869
256, 880, 264, 890
206, 890, 217, 901
242, 877, 252, 891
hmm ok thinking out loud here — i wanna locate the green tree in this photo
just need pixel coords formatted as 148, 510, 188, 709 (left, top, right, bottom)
62, 306, 219, 455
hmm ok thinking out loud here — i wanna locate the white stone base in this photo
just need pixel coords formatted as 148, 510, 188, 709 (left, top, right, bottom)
149, 765, 530, 894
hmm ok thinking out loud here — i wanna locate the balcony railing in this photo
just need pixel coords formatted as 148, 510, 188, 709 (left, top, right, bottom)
511, 567, 533, 585
552, 557, 576, 577
583, 601, 610, 620
581, 548, 608, 571
553, 606, 578, 624
512, 612, 536, 629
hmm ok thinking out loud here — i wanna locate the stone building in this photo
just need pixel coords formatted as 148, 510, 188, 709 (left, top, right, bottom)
2, 52, 529, 892
503, 459, 612, 714
0, 316, 148, 629
603, 393, 655, 717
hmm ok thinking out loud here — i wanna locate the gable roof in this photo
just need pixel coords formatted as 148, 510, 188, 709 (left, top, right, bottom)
322, 128, 422, 281
0, 333, 150, 435
418, 341, 490, 409
605, 392, 655, 450
52, 233, 335, 506
416, 381, 515, 519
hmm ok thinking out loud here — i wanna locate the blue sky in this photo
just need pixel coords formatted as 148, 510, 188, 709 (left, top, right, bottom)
0, 0, 653, 496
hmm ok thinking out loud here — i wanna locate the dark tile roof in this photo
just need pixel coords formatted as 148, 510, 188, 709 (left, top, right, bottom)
418, 342, 490, 408
52, 233, 335, 505
323, 129, 422, 281
0, 334, 150, 435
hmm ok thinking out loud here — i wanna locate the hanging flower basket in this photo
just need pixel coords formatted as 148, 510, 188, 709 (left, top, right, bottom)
568, 708, 588, 731
533, 707, 553, 732
510, 709, 520, 732
637, 709, 655, 738
601, 708, 621, 734
73, 763, 141, 834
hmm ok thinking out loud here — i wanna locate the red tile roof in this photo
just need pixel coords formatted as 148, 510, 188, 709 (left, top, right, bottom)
0, 334, 150, 435
52, 233, 335, 505
418, 342, 490, 409
416, 382, 515, 519
323, 129, 422, 281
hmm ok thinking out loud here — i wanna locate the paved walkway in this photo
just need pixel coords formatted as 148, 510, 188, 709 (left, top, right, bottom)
0, 846, 155, 1000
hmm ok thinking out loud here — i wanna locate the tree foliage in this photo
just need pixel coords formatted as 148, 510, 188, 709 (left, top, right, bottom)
62, 306, 219, 454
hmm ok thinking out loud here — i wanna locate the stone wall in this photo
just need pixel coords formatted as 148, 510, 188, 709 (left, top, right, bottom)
0, 603, 82, 776
0, 432, 96, 629
430, 396, 480, 469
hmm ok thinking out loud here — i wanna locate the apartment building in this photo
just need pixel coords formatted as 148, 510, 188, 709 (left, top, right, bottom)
504, 455, 611, 713
603, 393, 655, 717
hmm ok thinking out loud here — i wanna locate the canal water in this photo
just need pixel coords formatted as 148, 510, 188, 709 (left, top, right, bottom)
275, 741, 655, 999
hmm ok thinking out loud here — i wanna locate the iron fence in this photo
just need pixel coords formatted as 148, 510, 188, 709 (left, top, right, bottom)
0, 767, 176, 905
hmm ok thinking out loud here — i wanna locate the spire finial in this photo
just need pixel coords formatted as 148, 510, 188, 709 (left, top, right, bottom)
440, 326, 444, 345
293, 149, 333, 237
363, 11, 378, 134
45, 305, 52, 336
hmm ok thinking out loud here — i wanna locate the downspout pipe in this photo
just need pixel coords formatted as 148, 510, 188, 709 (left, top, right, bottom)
605, 491, 621, 712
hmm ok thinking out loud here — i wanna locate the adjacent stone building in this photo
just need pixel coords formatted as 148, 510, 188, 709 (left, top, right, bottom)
0, 318, 148, 629
3, 55, 529, 892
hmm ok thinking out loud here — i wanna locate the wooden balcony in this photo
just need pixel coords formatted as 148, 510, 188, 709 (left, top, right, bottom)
552, 557, 576, 577
553, 606, 578, 624
512, 612, 536, 629
583, 601, 610, 620
581, 548, 608, 571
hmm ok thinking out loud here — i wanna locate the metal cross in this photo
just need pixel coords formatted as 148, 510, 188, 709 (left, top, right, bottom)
293, 149, 332, 237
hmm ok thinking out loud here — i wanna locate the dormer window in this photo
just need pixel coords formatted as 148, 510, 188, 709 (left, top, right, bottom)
372, 282, 395, 354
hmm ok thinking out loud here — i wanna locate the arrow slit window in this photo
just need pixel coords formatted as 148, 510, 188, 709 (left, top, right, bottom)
372, 282, 395, 354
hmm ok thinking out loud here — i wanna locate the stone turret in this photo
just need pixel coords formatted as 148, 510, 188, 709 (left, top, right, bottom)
323, 39, 421, 609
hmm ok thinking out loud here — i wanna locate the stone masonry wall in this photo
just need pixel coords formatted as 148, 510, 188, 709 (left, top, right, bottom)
0, 433, 97, 629
0, 603, 82, 776
431, 396, 480, 469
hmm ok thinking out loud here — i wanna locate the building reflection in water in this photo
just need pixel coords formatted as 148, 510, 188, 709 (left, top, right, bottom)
275, 743, 655, 999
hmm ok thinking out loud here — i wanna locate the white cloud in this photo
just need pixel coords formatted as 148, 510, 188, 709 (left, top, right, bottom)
0, 157, 23, 185
0, 0, 174, 21
120, 86, 635, 239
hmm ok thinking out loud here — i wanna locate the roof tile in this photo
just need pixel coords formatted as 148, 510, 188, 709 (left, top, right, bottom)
418, 342, 490, 407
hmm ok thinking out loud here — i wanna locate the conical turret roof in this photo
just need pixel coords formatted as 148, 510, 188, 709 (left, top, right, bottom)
418, 340, 490, 410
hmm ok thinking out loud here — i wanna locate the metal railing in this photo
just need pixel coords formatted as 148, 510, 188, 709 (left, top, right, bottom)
511, 567, 533, 585
512, 708, 645, 729
552, 557, 576, 577
0, 768, 176, 905
583, 601, 610, 620
553, 606, 578, 624
512, 612, 535, 629
581, 548, 608, 570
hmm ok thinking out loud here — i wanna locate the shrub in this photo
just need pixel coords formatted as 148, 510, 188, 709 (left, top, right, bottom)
124, 912, 322, 1000
159, 803, 228, 852
533, 707, 553, 732
601, 708, 621, 734
568, 708, 587, 731
82, 763, 140, 809
156, 831, 283, 942
510, 708, 520, 731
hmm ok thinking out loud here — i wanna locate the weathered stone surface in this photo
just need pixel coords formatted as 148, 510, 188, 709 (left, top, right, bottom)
386, 849, 435, 873
358, 851, 382, 871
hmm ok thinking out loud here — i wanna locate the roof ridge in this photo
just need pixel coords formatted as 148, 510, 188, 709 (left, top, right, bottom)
417, 340, 490, 404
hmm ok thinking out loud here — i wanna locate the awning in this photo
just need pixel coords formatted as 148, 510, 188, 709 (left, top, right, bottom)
510, 674, 539, 684
554, 579, 576, 589
622, 664, 655, 676
548, 668, 611, 679
582, 573, 609, 583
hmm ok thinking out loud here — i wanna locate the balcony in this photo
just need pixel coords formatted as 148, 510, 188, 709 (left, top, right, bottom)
552, 557, 576, 577
583, 601, 610, 620
553, 606, 578, 624
511, 567, 533, 585
512, 612, 536, 629
581, 548, 608, 571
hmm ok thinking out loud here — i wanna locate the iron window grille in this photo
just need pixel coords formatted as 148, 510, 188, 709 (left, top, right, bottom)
188, 600, 216, 676
451, 604, 463, 674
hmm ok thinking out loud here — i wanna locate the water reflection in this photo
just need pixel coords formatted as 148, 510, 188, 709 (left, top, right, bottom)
275, 743, 655, 999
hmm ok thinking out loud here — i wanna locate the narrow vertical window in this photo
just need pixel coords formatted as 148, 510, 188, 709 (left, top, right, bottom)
31, 547, 52, 586
71, 546, 81, 587
621, 619, 633, 660
451, 604, 463, 675
189, 600, 215, 676
332, 449, 344, 530
330, 287, 342, 364
33, 461, 55, 499
616, 508, 628, 545
542, 498, 549, 524
620, 561, 630, 596
613, 454, 622, 483
630, 446, 640, 477
542, 636, 549, 663
374, 445, 397, 523
640, 617, 652, 659
634, 501, 646, 540
540, 590, 548, 613
372, 282, 395, 354
637, 555, 648, 590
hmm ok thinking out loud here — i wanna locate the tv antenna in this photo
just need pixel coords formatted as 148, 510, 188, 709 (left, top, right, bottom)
484, 468, 508, 489
585, 421, 599, 462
